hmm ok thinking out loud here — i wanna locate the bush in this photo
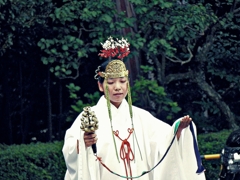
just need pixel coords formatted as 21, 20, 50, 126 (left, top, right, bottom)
0, 141, 65, 180
198, 129, 232, 180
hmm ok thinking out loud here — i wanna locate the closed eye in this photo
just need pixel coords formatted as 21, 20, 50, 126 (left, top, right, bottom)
107, 81, 114, 85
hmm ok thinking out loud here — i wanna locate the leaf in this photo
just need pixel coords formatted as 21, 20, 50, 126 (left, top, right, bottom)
65, 70, 72, 75
55, 66, 60, 70
102, 14, 112, 23
41, 57, 48, 65
50, 48, 57, 54
62, 45, 68, 51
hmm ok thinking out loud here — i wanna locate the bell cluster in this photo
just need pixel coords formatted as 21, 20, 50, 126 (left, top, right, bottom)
80, 106, 99, 132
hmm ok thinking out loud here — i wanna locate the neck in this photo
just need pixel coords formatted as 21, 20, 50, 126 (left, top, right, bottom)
111, 101, 122, 108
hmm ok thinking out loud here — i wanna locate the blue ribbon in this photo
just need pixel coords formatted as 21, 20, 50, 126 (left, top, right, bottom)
189, 122, 205, 174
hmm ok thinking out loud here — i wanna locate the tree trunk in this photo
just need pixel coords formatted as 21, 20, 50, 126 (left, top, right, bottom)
193, 70, 238, 130
46, 66, 52, 142
58, 79, 63, 140
19, 60, 26, 143
193, 61, 238, 130
2, 59, 13, 144
115, 0, 140, 84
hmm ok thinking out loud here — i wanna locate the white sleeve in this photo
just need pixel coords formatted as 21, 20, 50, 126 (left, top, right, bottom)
62, 128, 80, 180
178, 121, 206, 180
153, 119, 206, 180
62, 116, 100, 180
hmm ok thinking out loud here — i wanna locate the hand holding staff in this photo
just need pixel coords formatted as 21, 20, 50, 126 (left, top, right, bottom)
80, 107, 99, 154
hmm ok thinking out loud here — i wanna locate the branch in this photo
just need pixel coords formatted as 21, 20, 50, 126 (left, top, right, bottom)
59, 67, 80, 80
58, 57, 81, 80
79, 23, 96, 39
137, 20, 155, 34
165, 71, 193, 84
232, 6, 240, 14
166, 44, 193, 65
193, 71, 238, 129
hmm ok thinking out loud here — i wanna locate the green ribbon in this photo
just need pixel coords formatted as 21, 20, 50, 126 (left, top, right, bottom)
174, 119, 181, 134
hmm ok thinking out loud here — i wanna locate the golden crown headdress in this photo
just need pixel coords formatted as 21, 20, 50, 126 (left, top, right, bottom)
97, 36, 130, 79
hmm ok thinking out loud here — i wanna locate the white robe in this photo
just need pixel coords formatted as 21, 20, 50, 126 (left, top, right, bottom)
62, 96, 206, 180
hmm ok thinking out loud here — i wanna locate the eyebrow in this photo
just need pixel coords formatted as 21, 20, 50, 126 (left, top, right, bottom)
108, 77, 126, 80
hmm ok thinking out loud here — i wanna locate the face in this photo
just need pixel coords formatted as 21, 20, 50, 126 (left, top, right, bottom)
98, 77, 128, 108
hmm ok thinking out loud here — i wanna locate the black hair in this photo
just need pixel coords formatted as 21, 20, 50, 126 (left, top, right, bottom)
95, 60, 108, 84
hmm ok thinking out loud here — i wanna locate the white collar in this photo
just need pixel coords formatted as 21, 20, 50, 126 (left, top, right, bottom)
96, 95, 129, 117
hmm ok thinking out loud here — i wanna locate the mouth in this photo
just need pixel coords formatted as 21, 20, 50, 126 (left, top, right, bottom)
114, 93, 123, 96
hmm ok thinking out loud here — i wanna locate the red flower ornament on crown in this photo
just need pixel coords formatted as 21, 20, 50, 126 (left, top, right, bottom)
98, 36, 130, 60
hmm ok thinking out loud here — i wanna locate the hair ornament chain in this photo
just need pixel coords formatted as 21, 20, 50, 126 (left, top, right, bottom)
94, 66, 101, 80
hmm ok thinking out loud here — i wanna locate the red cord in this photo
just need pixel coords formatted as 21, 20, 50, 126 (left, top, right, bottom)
113, 128, 134, 180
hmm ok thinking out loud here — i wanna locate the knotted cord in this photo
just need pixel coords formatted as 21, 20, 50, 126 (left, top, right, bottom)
114, 128, 135, 180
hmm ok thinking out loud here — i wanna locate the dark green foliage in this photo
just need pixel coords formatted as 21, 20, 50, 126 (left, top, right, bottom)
198, 130, 232, 180
0, 142, 65, 180
0, 0, 54, 56
131, 65, 181, 121
1, 0, 240, 145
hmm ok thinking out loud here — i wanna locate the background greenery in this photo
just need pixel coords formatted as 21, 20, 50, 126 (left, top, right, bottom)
0, 0, 240, 179
1, 0, 239, 145
0, 141, 65, 180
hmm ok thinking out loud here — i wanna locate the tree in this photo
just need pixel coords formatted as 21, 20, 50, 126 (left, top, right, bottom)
38, 0, 240, 131
1, 0, 240, 144
0, 0, 57, 144
127, 0, 240, 130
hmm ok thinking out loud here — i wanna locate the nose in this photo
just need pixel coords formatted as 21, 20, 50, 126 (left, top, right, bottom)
115, 82, 121, 91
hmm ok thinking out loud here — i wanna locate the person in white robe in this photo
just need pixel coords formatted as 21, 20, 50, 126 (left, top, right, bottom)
62, 37, 206, 180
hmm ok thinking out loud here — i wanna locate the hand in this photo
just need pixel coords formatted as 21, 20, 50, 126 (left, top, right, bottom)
177, 115, 192, 140
179, 115, 192, 130
84, 132, 98, 147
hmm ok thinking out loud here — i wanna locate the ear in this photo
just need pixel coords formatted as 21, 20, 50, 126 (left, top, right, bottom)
98, 81, 104, 92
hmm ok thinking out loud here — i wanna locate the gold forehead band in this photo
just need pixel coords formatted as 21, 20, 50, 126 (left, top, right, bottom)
99, 60, 129, 79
